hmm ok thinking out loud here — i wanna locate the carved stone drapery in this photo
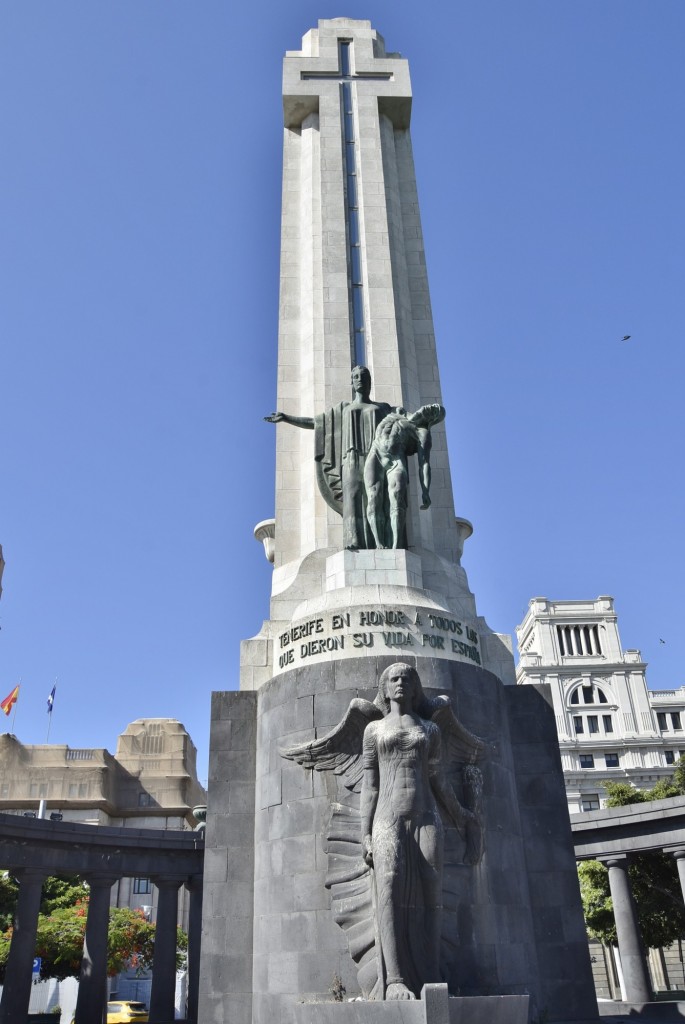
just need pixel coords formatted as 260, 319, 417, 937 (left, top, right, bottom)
280, 662, 485, 1000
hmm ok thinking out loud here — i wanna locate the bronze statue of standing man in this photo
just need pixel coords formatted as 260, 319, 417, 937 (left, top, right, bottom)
266, 366, 397, 550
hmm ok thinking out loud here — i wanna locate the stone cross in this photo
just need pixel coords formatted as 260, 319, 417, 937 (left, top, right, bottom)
272, 19, 460, 587
282, 24, 410, 129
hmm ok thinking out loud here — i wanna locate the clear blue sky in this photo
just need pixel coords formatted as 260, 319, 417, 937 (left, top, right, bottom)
1, 2, 683, 781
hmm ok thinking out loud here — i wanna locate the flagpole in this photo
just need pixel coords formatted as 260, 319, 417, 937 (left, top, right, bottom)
10, 679, 20, 734
46, 680, 57, 743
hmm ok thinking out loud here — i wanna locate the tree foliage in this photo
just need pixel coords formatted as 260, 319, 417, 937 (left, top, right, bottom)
0, 872, 89, 931
649, 778, 682, 801
578, 860, 616, 943
579, 855, 685, 948
603, 781, 648, 807
578, 770, 685, 948
0, 873, 19, 932
41, 875, 90, 915
603, 778, 682, 807
0, 902, 157, 982
602, 757, 685, 808
0, 874, 187, 982
673, 756, 685, 795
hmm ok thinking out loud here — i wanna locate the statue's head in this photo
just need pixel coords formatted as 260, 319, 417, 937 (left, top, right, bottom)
409, 403, 446, 429
377, 662, 425, 714
351, 365, 371, 398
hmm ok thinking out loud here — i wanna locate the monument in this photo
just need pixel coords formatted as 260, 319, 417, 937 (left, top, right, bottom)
199, 19, 598, 1024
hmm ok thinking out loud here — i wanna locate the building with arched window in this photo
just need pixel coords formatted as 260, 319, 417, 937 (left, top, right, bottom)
516, 596, 685, 813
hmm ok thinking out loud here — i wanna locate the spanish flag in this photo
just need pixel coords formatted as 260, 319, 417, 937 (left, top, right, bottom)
0, 685, 19, 716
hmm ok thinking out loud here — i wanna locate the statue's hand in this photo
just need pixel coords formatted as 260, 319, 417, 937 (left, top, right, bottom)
362, 834, 373, 867
420, 492, 431, 510
264, 412, 284, 423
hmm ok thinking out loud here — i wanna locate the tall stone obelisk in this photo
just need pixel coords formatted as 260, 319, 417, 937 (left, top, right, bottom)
199, 20, 597, 1024
242, 19, 514, 689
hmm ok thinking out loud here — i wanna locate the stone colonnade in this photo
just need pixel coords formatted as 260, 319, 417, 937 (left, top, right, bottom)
599, 847, 685, 1003
0, 813, 204, 1024
0, 869, 203, 1024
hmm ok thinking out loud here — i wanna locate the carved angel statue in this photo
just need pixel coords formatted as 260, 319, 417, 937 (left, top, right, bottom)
280, 662, 485, 1001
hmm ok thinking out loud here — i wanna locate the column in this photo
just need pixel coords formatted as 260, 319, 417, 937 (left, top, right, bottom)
603, 856, 652, 1003
185, 875, 203, 1024
670, 848, 685, 904
74, 875, 117, 1024
149, 877, 184, 1024
0, 868, 45, 1024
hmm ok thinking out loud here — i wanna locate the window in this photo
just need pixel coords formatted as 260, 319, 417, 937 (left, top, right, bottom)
570, 684, 610, 707
138, 792, 155, 807
672, 713, 682, 731
579, 754, 595, 769
132, 878, 152, 895
605, 752, 619, 768
0, 783, 9, 799
78, 783, 89, 798
588, 716, 599, 734
142, 733, 164, 756
657, 712, 668, 730
574, 716, 584, 734
603, 715, 613, 733
665, 751, 676, 765
581, 795, 600, 812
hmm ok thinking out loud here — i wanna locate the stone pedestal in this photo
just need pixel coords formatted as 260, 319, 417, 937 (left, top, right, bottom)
292, 987, 528, 1024
325, 550, 424, 591
199, 660, 598, 1024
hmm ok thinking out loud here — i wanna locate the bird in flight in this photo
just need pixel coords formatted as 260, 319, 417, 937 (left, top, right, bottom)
660, 638, 666, 644
621, 335, 631, 341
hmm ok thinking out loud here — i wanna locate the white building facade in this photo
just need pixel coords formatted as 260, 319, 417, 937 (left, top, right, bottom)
516, 597, 685, 813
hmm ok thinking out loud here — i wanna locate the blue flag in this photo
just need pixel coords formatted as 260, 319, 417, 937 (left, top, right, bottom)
47, 685, 56, 713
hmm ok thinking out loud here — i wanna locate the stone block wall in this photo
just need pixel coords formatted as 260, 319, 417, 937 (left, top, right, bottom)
198, 691, 257, 1024
200, 660, 598, 1024
505, 684, 598, 1021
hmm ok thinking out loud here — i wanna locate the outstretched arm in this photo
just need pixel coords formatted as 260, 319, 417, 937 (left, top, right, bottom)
264, 412, 314, 428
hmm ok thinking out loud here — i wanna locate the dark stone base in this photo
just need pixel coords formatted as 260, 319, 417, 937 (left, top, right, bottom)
198, 657, 598, 1024
293, 986, 529, 1024
598, 1002, 685, 1020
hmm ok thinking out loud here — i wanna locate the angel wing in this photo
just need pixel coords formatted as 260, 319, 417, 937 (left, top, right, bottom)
279, 697, 383, 793
425, 695, 487, 864
428, 695, 486, 766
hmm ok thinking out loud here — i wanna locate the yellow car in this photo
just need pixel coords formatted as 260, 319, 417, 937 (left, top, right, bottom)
106, 1002, 149, 1023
